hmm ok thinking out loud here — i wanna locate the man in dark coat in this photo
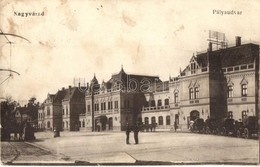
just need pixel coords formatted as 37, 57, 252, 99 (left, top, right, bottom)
126, 123, 131, 144
133, 123, 140, 144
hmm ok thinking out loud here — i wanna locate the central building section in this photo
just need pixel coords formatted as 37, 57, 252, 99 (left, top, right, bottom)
84, 67, 160, 131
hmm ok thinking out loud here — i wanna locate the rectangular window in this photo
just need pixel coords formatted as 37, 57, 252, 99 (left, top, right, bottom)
241, 65, 247, 70
189, 88, 194, 100
228, 86, 233, 98
87, 105, 90, 112
241, 84, 247, 96
47, 106, 50, 116
194, 87, 199, 99
114, 101, 118, 109
104, 102, 106, 110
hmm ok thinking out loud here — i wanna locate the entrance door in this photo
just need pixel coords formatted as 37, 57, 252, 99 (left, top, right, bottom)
175, 114, 179, 125
108, 117, 113, 130
190, 110, 200, 121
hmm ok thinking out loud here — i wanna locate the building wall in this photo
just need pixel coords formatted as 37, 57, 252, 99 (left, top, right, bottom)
53, 104, 62, 131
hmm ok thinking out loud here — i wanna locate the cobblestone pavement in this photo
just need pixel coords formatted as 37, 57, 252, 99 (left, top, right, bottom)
1, 131, 259, 165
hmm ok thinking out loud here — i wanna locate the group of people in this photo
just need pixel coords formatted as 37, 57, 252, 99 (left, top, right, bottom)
125, 123, 139, 144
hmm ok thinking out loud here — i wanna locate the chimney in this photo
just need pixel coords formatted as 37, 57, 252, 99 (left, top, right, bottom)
208, 42, 212, 52
236, 36, 241, 46
78, 82, 80, 88
62, 87, 65, 91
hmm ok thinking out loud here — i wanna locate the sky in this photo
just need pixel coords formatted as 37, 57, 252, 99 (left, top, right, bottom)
0, 0, 260, 103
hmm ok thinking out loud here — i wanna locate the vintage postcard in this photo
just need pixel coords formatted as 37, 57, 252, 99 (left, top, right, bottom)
0, 0, 259, 165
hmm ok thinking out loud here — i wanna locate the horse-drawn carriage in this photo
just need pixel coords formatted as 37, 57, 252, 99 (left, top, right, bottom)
236, 116, 258, 139
190, 118, 205, 133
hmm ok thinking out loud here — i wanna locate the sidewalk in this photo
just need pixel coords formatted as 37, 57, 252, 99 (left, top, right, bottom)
1, 141, 70, 165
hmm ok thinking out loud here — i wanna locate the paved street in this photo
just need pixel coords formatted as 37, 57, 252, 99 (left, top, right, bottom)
1, 131, 259, 165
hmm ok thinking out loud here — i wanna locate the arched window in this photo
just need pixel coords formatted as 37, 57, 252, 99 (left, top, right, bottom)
166, 116, 171, 125
164, 99, 169, 106
174, 92, 179, 103
157, 99, 162, 106
228, 111, 233, 119
144, 117, 149, 125
158, 116, 163, 125
242, 111, 247, 120
241, 84, 247, 96
151, 117, 156, 124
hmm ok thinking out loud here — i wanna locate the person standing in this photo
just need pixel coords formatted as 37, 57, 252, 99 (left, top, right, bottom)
174, 121, 178, 132
126, 123, 131, 144
133, 123, 140, 144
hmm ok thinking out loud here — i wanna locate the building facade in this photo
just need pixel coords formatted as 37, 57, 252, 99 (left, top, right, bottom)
62, 86, 86, 131
141, 37, 259, 131
84, 68, 159, 131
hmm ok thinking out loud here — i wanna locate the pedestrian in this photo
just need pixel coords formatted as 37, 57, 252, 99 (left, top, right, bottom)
174, 121, 177, 132
126, 123, 131, 144
133, 122, 140, 144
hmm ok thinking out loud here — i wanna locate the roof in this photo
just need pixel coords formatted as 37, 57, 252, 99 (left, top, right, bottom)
53, 89, 66, 103
62, 86, 85, 101
195, 43, 259, 68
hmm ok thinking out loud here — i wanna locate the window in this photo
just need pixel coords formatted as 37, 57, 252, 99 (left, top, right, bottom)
166, 116, 170, 125
191, 62, 197, 74
228, 85, 233, 98
66, 105, 68, 115
145, 117, 149, 125
62, 108, 64, 115
108, 101, 113, 110
174, 92, 179, 103
87, 105, 90, 112
228, 111, 233, 119
194, 87, 199, 99
158, 99, 162, 106
159, 116, 163, 125
242, 111, 247, 120
151, 117, 156, 124
108, 102, 110, 110
104, 102, 106, 110
151, 100, 155, 107
47, 121, 50, 128
47, 106, 50, 116
101, 103, 104, 110
189, 88, 194, 100
241, 84, 247, 96
114, 101, 118, 109
164, 99, 169, 106
94, 103, 99, 111
82, 120, 85, 127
